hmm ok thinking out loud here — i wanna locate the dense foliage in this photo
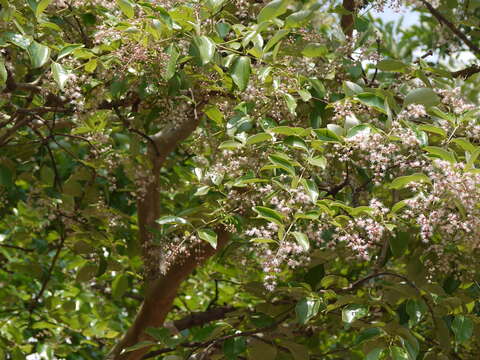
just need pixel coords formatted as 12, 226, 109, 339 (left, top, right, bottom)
1, 0, 480, 359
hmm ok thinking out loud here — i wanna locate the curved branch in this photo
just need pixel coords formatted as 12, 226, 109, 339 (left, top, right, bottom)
420, 0, 480, 55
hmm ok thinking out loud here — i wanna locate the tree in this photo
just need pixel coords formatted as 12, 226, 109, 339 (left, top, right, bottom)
1, 0, 480, 359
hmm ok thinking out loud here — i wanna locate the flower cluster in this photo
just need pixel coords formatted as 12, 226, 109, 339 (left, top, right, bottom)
400, 160, 480, 276
437, 87, 475, 114
333, 199, 389, 260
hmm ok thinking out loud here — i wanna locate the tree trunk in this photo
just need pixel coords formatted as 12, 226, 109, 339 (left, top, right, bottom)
109, 229, 230, 360
109, 96, 227, 359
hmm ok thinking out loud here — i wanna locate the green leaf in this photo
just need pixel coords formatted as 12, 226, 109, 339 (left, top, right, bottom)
390, 346, 409, 360
223, 337, 246, 359
125, 341, 156, 352
354, 327, 381, 345
248, 339, 277, 360
219, 140, 243, 150
57, 44, 84, 60
257, 0, 289, 23
282, 341, 310, 360
389, 173, 431, 189
249, 237, 277, 244
191, 36, 216, 66
246, 132, 272, 145
285, 10, 312, 28
253, 206, 285, 225
452, 138, 476, 153
343, 81, 363, 96
283, 135, 307, 151
302, 43, 328, 58
84, 58, 97, 73
377, 59, 407, 72
406, 299, 425, 325
117, 0, 135, 18
207, 0, 226, 11
292, 231, 310, 251
264, 29, 289, 52
35, 0, 52, 18
198, 228, 218, 249
314, 128, 342, 142
28, 41, 50, 68
327, 124, 343, 137
230, 56, 251, 91
366, 348, 384, 360
390, 231, 409, 257
295, 297, 320, 324
307, 156, 327, 169
342, 304, 368, 323
112, 274, 128, 299
451, 315, 473, 344
404, 88, 440, 108
270, 126, 310, 137
346, 124, 370, 139
309, 78, 326, 98
40, 165, 54, 185
76, 263, 97, 282
301, 179, 318, 204
268, 154, 296, 175
204, 104, 224, 126
164, 45, 180, 80
194, 186, 210, 196
423, 146, 456, 163
51, 62, 69, 91
0, 57, 6, 86
0, 164, 13, 186
297, 89, 312, 102
284, 93, 297, 115
156, 216, 190, 225
4, 32, 32, 49
417, 124, 447, 138
356, 93, 386, 113
321, 275, 349, 288
466, 148, 480, 169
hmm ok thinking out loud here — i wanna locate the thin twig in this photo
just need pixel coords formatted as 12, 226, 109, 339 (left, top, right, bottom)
0, 244, 34, 252
29, 232, 66, 311
206, 279, 219, 310
113, 105, 160, 156
344, 271, 437, 329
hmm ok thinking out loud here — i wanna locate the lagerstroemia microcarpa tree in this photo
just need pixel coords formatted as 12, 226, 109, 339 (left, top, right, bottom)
1, 0, 480, 359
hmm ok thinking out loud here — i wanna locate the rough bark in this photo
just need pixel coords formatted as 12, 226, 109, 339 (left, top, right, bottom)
109, 229, 230, 360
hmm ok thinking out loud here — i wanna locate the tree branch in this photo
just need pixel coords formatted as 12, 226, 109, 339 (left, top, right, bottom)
0, 243, 34, 252
451, 64, 480, 79
112, 105, 160, 156
343, 271, 437, 329
142, 311, 288, 360
171, 305, 234, 332
420, 0, 480, 55
29, 232, 66, 311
